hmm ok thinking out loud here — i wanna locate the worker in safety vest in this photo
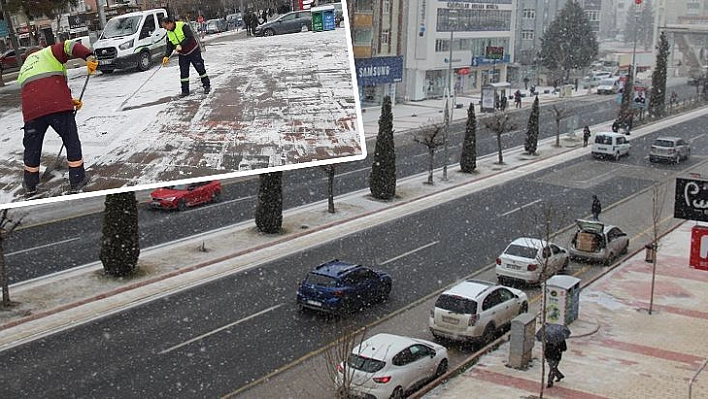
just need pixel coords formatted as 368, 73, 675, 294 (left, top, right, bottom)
17, 40, 98, 196
160, 16, 211, 97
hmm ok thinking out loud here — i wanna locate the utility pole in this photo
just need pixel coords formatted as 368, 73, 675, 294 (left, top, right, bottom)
442, 10, 457, 182
97, 0, 107, 29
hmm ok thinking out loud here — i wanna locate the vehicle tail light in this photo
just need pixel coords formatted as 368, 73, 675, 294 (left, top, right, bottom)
373, 376, 392, 384
495, 258, 501, 265
527, 264, 538, 271
333, 290, 344, 297
337, 363, 344, 373
468, 314, 478, 326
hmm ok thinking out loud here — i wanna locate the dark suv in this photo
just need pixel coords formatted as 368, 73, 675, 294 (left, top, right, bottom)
296, 260, 392, 314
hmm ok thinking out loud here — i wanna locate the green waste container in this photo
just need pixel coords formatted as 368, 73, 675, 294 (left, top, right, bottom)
311, 5, 336, 32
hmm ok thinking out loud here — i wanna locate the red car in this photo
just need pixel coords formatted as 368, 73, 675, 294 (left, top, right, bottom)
0, 46, 42, 72
149, 180, 222, 211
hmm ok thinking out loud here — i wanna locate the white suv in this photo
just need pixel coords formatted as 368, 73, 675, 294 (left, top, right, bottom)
429, 280, 528, 344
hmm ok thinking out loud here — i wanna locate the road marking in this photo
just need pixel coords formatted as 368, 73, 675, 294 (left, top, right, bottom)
180, 195, 255, 212
159, 304, 283, 355
690, 133, 706, 143
6, 237, 81, 257
333, 167, 371, 178
380, 241, 439, 265
498, 199, 542, 217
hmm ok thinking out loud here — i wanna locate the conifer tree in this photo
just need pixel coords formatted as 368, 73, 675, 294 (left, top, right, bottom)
524, 96, 540, 154
100, 192, 140, 277
369, 95, 396, 200
459, 103, 477, 173
255, 171, 283, 234
649, 31, 670, 117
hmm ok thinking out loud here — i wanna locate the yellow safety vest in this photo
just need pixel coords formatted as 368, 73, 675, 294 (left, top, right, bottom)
166, 21, 186, 46
17, 41, 76, 88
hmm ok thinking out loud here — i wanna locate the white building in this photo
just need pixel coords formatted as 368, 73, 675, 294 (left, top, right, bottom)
403, 0, 515, 101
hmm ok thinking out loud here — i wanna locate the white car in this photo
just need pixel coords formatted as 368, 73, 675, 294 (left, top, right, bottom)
496, 237, 569, 285
429, 280, 528, 344
569, 219, 630, 264
649, 136, 691, 163
592, 132, 631, 161
336, 333, 448, 399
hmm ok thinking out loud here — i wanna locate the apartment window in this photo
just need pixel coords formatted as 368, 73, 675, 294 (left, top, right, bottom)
353, 28, 372, 45
521, 30, 534, 40
381, 29, 390, 46
383, 0, 391, 13
435, 39, 449, 52
523, 9, 535, 19
585, 10, 600, 22
356, 0, 373, 12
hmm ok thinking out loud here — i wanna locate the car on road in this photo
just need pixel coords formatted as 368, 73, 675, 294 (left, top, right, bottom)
296, 259, 392, 314
569, 219, 630, 264
336, 333, 448, 399
429, 279, 528, 344
254, 10, 312, 36
0, 46, 43, 72
649, 136, 691, 164
496, 237, 569, 285
205, 18, 227, 34
149, 180, 222, 211
591, 132, 631, 161
596, 77, 622, 94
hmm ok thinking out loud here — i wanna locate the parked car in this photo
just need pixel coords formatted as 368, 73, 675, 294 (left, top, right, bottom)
569, 219, 630, 264
591, 132, 631, 161
496, 237, 569, 285
254, 10, 312, 36
649, 136, 691, 163
596, 77, 622, 94
336, 333, 448, 399
296, 259, 392, 314
0, 46, 42, 72
205, 18, 227, 34
149, 180, 222, 210
429, 279, 528, 344
226, 13, 243, 29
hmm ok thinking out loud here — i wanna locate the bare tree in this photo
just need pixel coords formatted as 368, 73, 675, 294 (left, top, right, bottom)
550, 105, 572, 147
483, 111, 516, 164
411, 120, 446, 185
647, 183, 667, 315
322, 321, 368, 398
0, 209, 26, 307
322, 164, 336, 214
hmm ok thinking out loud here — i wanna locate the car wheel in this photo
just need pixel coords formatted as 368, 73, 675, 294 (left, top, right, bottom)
211, 190, 221, 203
435, 359, 449, 377
137, 51, 151, 72
604, 252, 615, 266
177, 199, 187, 211
264, 28, 275, 36
379, 282, 391, 301
621, 243, 629, 255
519, 302, 529, 315
482, 323, 497, 344
614, 152, 621, 161
390, 386, 405, 399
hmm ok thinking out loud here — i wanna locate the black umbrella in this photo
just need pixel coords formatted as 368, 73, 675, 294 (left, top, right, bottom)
536, 323, 571, 344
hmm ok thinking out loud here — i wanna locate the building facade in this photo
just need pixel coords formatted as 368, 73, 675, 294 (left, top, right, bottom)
403, 0, 514, 101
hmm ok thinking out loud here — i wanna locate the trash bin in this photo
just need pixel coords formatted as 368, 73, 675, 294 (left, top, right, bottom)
645, 243, 656, 263
311, 5, 336, 32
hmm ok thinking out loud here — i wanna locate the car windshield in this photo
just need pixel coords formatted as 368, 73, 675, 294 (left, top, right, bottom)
504, 244, 538, 259
435, 294, 477, 314
347, 354, 386, 373
595, 135, 613, 145
166, 184, 190, 190
599, 79, 615, 85
102, 15, 142, 39
305, 273, 337, 287
654, 139, 675, 147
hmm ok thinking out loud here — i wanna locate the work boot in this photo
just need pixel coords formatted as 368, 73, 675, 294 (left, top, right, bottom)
204, 86, 211, 94
23, 170, 39, 196
69, 174, 90, 194
180, 91, 190, 98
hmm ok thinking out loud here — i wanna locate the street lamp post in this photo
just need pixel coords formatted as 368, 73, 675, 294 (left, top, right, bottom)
442, 11, 457, 181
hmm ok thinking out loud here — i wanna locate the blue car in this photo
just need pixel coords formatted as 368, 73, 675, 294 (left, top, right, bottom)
296, 260, 392, 314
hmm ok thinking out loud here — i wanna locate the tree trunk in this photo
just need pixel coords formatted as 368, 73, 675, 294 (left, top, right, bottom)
0, 240, 9, 307
326, 166, 335, 214
555, 119, 561, 147
496, 133, 504, 164
426, 148, 435, 185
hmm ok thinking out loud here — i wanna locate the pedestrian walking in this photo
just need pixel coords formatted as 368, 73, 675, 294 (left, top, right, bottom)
161, 16, 211, 97
545, 339, 567, 388
514, 89, 522, 108
17, 40, 98, 196
624, 112, 634, 135
582, 125, 591, 147
500, 95, 507, 111
261, 9, 268, 24
243, 12, 252, 36
249, 11, 259, 35
611, 118, 621, 133
591, 195, 602, 221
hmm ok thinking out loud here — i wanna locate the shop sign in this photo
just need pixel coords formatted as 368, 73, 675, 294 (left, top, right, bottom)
485, 46, 504, 59
418, 0, 427, 37
675, 177, 708, 222
355, 56, 403, 86
69, 15, 86, 30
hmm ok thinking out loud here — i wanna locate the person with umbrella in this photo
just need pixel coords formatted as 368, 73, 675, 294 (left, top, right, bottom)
536, 323, 570, 388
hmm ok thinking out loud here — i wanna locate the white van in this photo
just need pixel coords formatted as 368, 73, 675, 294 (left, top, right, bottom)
596, 77, 622, 94
93, 9, 168, 74
591, 132, 631, 160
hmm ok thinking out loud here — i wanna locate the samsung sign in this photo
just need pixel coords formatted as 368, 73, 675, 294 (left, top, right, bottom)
355, 56, 403, 86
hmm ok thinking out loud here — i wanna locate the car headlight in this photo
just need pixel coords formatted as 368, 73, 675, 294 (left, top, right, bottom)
164, 196, 177, 202
118, 39, 134, 50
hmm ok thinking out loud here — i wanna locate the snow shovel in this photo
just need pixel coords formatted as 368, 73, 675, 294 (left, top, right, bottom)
116, 54, 172, 112
41, 72, 92, 182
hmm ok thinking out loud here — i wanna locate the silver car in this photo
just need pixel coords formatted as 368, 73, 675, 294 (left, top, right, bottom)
254, 10, 312, 36
569, 219, 629, 264
649, 136, 691, 163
